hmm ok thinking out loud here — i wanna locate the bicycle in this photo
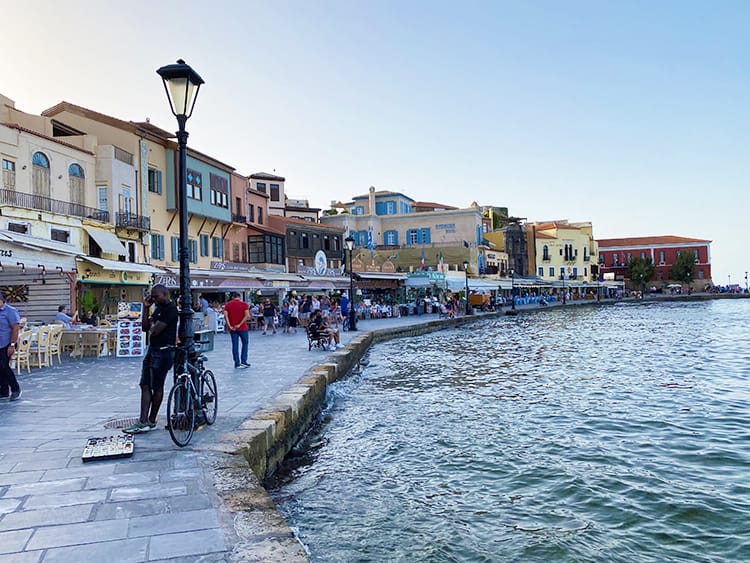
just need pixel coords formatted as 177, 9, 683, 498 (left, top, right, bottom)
166, 344, 218, 447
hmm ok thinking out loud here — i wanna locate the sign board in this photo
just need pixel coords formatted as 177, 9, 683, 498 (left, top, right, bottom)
116, 302, 145, 357
314, 250, 327, 275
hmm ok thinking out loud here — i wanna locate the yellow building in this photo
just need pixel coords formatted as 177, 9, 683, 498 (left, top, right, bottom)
527, 220, 599, 282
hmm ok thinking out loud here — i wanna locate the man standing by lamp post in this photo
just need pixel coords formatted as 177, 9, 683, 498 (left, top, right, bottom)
344, 236, 357, 331
463, 260, 472, 315
510, 269, 516, 311
156, 59, 204, 367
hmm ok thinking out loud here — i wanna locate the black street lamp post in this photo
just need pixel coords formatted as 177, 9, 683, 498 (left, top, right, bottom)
156, 59, 204, 357
510, 268, 516, 311
345, 236, 357, 331
463, 260, 472, 315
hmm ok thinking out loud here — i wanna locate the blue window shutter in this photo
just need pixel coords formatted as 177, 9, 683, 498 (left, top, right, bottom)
171, 237, 179, 262
375, 201, 386, 215
422, 228, 431, 244
159, 235, 165, 260
156, 170, 162, 194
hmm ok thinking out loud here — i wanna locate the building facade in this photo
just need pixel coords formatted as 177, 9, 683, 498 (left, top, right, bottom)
528, 221, 598, 282
597, 235, 713, 287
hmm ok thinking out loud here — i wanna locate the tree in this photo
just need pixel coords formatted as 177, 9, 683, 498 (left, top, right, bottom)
669, 251, 696, 285
628, 256, 655, 295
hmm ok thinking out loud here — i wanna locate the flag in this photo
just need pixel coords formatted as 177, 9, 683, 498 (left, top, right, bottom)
438, 250, 444, 273
463, 240, 469, 248
367, 225, 374, 259
420, 248, 425, 269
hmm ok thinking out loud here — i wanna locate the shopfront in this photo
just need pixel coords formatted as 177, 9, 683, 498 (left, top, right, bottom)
76, 257, 164, 317
0, 230, 79, 323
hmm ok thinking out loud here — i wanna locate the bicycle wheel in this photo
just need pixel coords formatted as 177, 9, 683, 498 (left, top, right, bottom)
167, 378, 195, 447
201, 369, 218, 425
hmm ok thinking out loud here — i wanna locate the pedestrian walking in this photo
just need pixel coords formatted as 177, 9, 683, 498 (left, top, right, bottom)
262, 298, 277, 335
124, 284, 178, 434
0, 292, 22, 401
223, 292, 251, 368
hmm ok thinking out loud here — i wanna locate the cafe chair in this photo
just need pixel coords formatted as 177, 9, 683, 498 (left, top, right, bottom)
13, 331, 33, 374
81, 331, 107, 357
98, 319, 112, 328
47, 324, 64, 364
29, 325, 52, 368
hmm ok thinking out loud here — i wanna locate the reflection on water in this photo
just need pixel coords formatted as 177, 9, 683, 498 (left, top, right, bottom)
270, 300, 750, 562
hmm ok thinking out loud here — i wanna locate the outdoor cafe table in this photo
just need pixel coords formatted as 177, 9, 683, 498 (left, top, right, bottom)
61, 327, 116, 357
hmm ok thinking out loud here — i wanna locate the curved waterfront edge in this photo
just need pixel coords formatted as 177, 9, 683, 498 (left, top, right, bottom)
214, 293, 749, 562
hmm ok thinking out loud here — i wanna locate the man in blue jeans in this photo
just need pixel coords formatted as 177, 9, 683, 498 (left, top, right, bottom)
223, 292, 250, 368
0, 292, 22, 401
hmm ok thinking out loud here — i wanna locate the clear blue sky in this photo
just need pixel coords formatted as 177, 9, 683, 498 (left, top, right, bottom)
3, 0, 748, 285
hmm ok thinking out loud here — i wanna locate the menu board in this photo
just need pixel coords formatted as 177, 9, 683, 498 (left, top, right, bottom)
116, 302, 145, 357
82, 435, 134, 462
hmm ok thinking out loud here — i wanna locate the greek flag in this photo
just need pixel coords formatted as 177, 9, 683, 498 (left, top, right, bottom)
367, 225, 374, 258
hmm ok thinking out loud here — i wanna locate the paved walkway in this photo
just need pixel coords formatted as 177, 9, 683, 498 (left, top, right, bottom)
0, 312, 459, 562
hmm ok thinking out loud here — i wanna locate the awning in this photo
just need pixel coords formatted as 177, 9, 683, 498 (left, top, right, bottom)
405, 277, 432, 288
84, 228, 127, 256
217, 277, 266, 289
79, 257, 164, 273
354, 272, 407, 280
0, 230, 80, 256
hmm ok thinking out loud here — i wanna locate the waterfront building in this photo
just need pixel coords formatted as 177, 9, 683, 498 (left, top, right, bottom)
285, 197, 320, 222
321, 186, 484, 275
597, 235, 713, 288
249, 172, 286, 217
527, 220, 599, 284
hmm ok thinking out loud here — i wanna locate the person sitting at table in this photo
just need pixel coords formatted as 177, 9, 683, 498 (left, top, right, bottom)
82, 310, 98, 326
309, 310, 343, 350
55, 305, 78, 328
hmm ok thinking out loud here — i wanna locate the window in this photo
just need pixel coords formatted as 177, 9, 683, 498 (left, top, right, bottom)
258, 207, 263, 224
211, 236, 223, 258
119, 188, 132, 214
538, 267, 544, 276
171, 237, 179, 262
626, 252, 633, 263
612, 253, 618, 266
323, 235, 330, 250
50, 228, 70, 243
186, 169, 202, 200
354, 206, 364, 215
248, 204, 255, 222
584, 267, 587, 278
640, 251, 646, 259
659, 250, 665, 264
420, 228, 431, 244
698, 269, 704, 279
2, 159, 15, 189
270, 184, 280, 202
300, 233, 309, 249
542, 245, 550, 261
68, 163, 85, 205
189, 239, 198, 263
200, 234, 209, 256
8, 222, 28, 234
693, 249, 699, 261
599, 254, 604, 264
148, 169, 162, 194
333, 237, 340, 251
549, 267, 555, 277
151, 234, 165, 260
408, 229, 418, 245
572, 267, 578, 278
384, 230, 398, 245
248, 234, 285, 264
97, 187, 108, 214
256, 182, 266, 193
241, 241, 247, 262
387, 201, 396, 214
209, 173, 228, 208
32, 151, 50, 197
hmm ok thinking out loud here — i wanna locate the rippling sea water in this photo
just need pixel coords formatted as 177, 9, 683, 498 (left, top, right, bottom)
269, 300, 750, 562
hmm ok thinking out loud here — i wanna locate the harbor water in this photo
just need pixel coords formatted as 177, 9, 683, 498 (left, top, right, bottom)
269, 300, 750, 562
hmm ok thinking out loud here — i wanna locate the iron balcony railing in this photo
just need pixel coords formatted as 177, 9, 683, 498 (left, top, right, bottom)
232, 213, 248, 224
116, 212, 151, 231
0, 189, 109, 223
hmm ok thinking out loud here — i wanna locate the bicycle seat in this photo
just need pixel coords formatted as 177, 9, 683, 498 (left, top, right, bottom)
197, 354, 207, 363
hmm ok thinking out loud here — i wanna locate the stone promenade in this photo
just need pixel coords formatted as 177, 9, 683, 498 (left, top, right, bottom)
0, 313, 455, 562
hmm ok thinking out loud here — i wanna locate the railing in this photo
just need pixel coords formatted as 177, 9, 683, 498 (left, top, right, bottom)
232, 213, 247, 223
116, 212, 151, 231
0, 189, 109, 222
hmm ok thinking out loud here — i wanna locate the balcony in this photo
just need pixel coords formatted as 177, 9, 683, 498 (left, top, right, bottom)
116, 212, 151, 231
232, 213, 248, 224
0, 189, 109, 223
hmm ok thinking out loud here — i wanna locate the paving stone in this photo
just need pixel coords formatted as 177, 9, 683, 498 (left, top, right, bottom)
41, 463, 116, 481
159, 468, 203, 483
41, 537, 149, 563
93, 499, 170, 521
167, 494, 213, 513
0, 551, 42, 563
0, 471, 44, 487
23, 489, 107, 510
114, 460, 173, 475
128, 508, 219, 538
0, 504, 94, 531
27, 519, 129, 550
3, 478, 86, 498
110, 483, 187, 502
0, 528, 33, 554
10, 457, 72, 472
0, 498, 21, 514
85, 471, 159, 490
147, 528, 227, 560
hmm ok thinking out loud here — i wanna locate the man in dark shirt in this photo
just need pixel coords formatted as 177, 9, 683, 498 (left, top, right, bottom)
261, 298, 277, 335
124, 284, 178, 434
